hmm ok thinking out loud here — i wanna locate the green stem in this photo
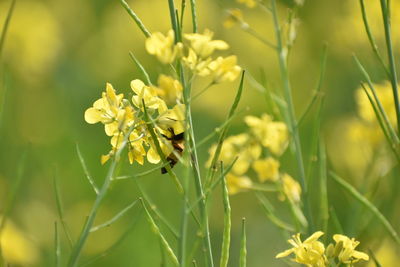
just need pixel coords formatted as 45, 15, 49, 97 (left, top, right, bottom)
67, 132, 130, 267
189, 0, 198, 33
119, 0, 151, 38
270, 0, 312, 232
380, 0, 400, 135
0, 0, 16, 63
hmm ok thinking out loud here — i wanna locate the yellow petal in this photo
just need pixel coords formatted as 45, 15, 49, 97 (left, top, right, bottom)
276, 248, 295, 258
84, 107, 103, 124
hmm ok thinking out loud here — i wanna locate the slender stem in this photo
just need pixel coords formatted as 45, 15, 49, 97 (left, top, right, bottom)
380, 0, 400, 135
270, 0, 312, 232
67, 132, 130, 267
358, 0, 390, 76
119, 0, 151, 38
0, 0, 16, 63
189, 0, 198, 33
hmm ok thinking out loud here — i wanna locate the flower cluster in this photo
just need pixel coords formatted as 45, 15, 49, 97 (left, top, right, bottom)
146, 29, 241, 83
85, 76, 184, 166
276, 231, 369, 266
206, 113, 300, 202
85, 29, 240, 166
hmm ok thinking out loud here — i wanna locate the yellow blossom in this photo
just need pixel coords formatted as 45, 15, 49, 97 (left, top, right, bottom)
184, 29, 229, 58
329, 234, 369, 264
206, 133, 261, 175
131, 79, 167, 111
208, 55, 241, 83
245, 114, 289, 156
226, 173, 253, 195
236, 0, 257, 8
281, 173, 301, 203
223, 9, 245, 29
276, 231, 327, 267
0, 219, 39, 265
182, 49, 212, 76
146, 136, 174, 164
157, 104, 186, 137
84, 83, 125, 136
153, 75, 183, 105
145, 30, 182, 64
355, 81, 397, 126
252, 157, 280, 182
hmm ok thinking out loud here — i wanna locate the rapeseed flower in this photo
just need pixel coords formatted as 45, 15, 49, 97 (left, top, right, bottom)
131, 79, 167, 112
84, 83, 126, 136
226, 173, 253, 194
206, 133, 261, 176
327, 235, 369, 264
208, 56, 241, 83
280, 173, 301, 203
182, 49, 212, 76
252, 157, 280, 182
276, 231, 327, 267
154, 75, 183, 105
184, 29, 229, 59
245, 114, 289, 156
145, 30, 182, 64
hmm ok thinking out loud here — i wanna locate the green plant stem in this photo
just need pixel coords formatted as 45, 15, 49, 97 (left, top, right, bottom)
67, 133, 130, 267
270, 0, 311, 232
379, 0, 400, 135
182, 70, 214, 267
0, 0, 16, 63
119, 0, 151, 38
330, 172, 400, 245
239, 218, 247, 267
219, 164, 231, 267
189, 0, 197, 33
359, 0, 390, 76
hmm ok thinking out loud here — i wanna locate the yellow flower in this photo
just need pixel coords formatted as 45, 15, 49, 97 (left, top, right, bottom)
131, 79, 167, 112
245, 114, 289, 156
184, 29, 229, 58
208, 55, 241, 83
236, 0, 257, 8
281, 173, 301, 203
252, 157, 280, 182
145, 30, 182, 64
226, 173, 253, 195
157, 104, 186, 137
355, 81, 397, 126
276, 231, 327, 267
146, 136, 174, 164
0, 219, 39, 265
153, 74, 183, 105
223, 9, 245, 29
206, 133, 261, 175
329, 234, 369, 264
84, 83, 125, 136
182, 48, 212, 76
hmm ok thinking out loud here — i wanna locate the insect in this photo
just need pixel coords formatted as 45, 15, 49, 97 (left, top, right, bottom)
161, 128, 185, 174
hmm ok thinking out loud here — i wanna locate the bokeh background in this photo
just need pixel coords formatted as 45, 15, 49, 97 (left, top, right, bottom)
1, 0, 400, 266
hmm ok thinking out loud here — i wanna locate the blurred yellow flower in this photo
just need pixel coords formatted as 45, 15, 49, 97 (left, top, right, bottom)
226, 173, 253, 195
154, 75, 183, 105
206, 133, 261, 175
281, 173, 301, 203
208, 55, 241, 83
184, 29, 229, 58
236, 0, 257, 8
276, 231, 326, 267
0, 220, 39, 265
145, 30, 182, 64
329, 234, 369, 264
84, 83, 125, 136
252, 157, 280, 182
223, 9, 245, 29
355, 81, 397, 126
245, 114, 289, 156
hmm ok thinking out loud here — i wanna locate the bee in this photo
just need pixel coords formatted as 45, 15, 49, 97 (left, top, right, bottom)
161, 128, 185, 174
